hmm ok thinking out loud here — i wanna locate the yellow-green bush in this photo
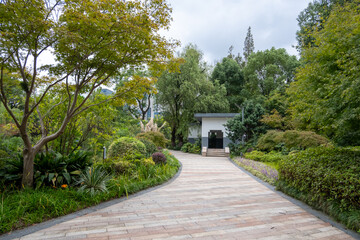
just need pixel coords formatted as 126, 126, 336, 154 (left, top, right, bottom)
257, 130, 329, 152
108, 137, 146, 159
136, 132, 167, 148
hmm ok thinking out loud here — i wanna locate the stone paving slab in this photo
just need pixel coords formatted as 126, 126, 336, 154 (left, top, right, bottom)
9, 151, 358, 239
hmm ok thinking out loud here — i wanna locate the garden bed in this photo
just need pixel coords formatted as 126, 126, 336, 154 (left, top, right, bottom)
0, 150, 180, 235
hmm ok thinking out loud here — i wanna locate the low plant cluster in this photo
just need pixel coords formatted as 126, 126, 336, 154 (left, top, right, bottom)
233, 157, 278, 184
180, 142, 201, 154
0, 151, 92, 190
278, 147, 360, 232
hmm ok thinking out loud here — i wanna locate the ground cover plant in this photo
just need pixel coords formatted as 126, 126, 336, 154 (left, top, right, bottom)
0, 150, 180, 234
278, 146, 360, 232
232, 157, 278, 185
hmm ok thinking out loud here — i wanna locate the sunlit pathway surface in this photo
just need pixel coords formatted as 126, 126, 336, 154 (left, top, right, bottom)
14, 151, 355, 240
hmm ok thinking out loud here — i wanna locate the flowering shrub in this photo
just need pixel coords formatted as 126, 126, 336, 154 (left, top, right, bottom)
152, 152, 167, 164
234, 157, 278, 184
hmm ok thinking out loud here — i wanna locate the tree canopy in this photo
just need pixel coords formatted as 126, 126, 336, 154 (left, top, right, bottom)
288, 0, 360, 146
0, 0, 178, 187
211, 57, 245, 111
243, 47, 299, 98
156, 44, 229, 146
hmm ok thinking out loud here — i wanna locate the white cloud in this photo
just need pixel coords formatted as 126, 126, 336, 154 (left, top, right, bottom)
162, 0, 312, 64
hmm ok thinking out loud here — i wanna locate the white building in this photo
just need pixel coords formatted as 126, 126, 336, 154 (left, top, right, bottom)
189, 113, 238, 149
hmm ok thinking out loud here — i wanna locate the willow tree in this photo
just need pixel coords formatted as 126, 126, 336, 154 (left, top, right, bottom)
0, 0, 178, 187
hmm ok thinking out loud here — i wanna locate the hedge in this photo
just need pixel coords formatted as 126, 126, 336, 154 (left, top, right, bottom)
279, 146, 360, 212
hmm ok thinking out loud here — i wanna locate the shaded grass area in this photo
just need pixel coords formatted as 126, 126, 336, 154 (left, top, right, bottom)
232, 157, 278, 185
0, 150, 180, 234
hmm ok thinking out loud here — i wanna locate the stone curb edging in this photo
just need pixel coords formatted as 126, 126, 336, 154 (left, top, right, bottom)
0, 160, 183, 240
227, 156, 360, 240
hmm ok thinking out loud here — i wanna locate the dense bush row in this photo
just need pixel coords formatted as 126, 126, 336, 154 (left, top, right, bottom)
257, 130, 329, 152
278, 147, 360, 231
279, 147, 360, 211
244, 150, 285, 163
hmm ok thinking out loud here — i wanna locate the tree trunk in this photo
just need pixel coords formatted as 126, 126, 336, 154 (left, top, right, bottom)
22, 148, 35, 188
171, 127, 176, 147
177, 133, 184, 147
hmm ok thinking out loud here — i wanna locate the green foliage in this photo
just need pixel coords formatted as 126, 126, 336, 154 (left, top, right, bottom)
152, 152, 167, 165
0, 154, 23, 188
243, 26, 255, 62
278, 147, 360, 231
289, 1, 360, 146
180, 142, 201, 154
0, 136, 23, 158
244, 150, 284, 163
296, 0, 351, 51
0, 150, 180, 234
0, 0, 177, 187
34, 151, 91, 189
243, 47, 299, 97
138, 138, 157, 157
156, 44, 229, 146
112, 160, 136, 175
108, 137, 146, 159
257, 130, 329, 152
225, 100, 266, 142
76, 167, 111, 196
136, 132, 167, 148
0, 150, 92, 189
211, 57, 244, 111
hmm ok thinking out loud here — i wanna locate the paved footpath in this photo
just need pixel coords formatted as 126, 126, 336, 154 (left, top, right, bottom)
13, 151, 356, 240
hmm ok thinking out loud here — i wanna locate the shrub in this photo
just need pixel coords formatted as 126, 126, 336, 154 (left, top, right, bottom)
279, 147, 360, 212
257, 130, 329, 152
181, 143, 192, 152
138, 138, 157, 157
244, 150, 284, 163
33, 151, 91, 189
152, 152, 167, 164
108, 137, 146, 159
112, 160, 135, 175
143, 157, 155, 166
136, 132, 167, 148
76, 166, 111, 196
181, 142, 201, 154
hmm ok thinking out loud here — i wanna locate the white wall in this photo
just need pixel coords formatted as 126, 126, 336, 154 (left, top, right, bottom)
201, 118, 230, 137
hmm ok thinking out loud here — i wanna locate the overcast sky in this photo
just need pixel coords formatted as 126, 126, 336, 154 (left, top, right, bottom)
162, 0, 312, 64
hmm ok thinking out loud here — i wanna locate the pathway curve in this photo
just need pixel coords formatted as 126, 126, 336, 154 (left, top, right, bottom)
14, 151, 355, 240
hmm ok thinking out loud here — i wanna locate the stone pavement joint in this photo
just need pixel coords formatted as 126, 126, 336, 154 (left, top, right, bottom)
3, 151, 359, 240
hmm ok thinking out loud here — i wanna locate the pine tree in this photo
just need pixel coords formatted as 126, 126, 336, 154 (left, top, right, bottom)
243, 26, 255, 62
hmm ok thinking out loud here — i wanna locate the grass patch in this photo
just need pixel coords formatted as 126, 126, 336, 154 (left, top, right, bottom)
0, 150, 180, 234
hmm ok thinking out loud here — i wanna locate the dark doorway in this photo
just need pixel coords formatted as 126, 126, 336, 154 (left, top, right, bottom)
208, 130, 223, 148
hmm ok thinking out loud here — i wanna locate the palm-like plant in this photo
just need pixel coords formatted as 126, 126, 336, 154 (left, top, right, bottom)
76, 167, 111, 196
